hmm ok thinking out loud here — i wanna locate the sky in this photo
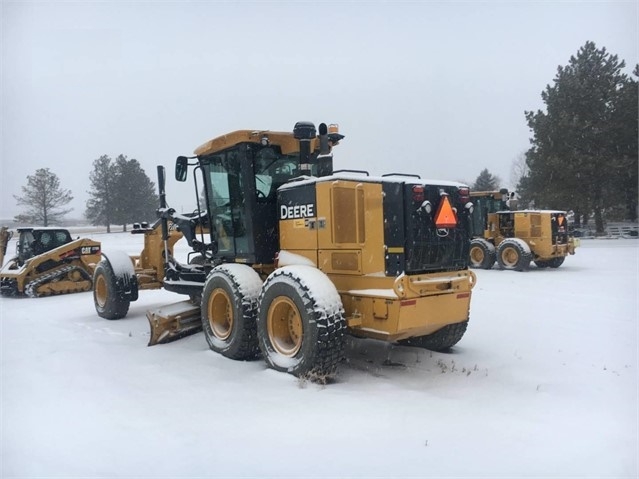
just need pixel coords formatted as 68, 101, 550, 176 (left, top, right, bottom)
1, 1, 637, 219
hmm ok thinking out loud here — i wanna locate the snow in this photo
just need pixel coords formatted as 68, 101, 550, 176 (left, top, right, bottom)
264, 265, 343, 315
348, 288, 397, 298
1, 232, 637, 478
278, 172, 468, 191
101, 249, 135, 276
277, 249, 317, 267
212, 263, 263, 300
504, 237, 533, 254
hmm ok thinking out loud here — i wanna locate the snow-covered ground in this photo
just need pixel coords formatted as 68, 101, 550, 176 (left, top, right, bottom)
1, 232, 637, 478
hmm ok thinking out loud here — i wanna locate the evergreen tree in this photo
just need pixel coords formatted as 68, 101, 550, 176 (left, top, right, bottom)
521, 41, 638, 233
13, 168, 73, 226
86, 155, 117, 233
112, 155, 158, 231
472, 168, 501, 191
611, 65, 638, 221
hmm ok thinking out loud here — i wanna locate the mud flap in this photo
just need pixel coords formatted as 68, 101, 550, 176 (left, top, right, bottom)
147, 300, 203, 346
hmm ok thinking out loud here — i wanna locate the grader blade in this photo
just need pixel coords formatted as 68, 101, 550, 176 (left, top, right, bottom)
147, 300, 202, 346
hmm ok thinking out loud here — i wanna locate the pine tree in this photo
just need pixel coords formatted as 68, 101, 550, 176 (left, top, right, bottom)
521, 41, 637, 233
13, 168, 73, 226
85, 155, 117, 233
112, 155, 158, 231
472, 168, 501, 191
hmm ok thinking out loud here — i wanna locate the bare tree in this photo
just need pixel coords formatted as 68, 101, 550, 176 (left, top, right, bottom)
13, 168, 73, 226
510, 152, 529, 190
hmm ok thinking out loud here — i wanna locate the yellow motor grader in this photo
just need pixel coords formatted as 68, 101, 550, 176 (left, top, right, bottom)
468, 189, 579, 271
0, 226, 101, 297
93, 122, 477, 379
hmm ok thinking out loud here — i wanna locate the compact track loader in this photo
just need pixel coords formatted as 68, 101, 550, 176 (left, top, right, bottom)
0, 226, 101, 297
468, 190, 579, 271
93, 122, 477, 379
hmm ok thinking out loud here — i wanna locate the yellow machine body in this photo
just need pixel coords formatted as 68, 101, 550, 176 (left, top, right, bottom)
0, 228, 101, 297
469, 190, 578, 270
129, 221, 184, 290
279, 178, 475, 341
484, 210, 579, 261
94, 121, 476, 378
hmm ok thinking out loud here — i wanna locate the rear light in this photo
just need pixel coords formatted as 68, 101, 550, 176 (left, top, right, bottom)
412, 185, 425, 202
458, 187, 470, 204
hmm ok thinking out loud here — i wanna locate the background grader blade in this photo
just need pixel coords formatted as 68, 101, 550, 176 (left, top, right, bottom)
147, 300, 202, 346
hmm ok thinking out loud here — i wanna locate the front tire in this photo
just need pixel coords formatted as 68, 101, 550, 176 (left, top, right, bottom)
400, 321, 468, 352
201, 264, 262, 360
93, 260, 130, 320
258, 266, 346, 379
469, 238, 496, 269
496, 238, 532, 271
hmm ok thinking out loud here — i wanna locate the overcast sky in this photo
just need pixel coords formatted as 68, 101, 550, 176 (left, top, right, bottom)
1, 1, 637, 219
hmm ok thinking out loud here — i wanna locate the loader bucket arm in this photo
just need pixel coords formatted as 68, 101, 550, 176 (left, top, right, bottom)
0, 227, 12, 268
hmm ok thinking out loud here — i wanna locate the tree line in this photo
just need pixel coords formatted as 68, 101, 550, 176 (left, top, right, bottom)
12, 155, 158, 232
469, 41, 637, 234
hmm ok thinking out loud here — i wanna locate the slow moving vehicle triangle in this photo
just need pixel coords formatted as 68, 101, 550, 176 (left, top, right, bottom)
435, 196, 458, 228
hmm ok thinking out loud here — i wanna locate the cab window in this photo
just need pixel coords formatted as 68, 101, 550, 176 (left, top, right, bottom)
253, 146, 300, 200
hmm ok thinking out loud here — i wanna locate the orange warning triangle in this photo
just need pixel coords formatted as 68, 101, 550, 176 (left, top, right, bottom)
435, 196, 458, 228
558, 215, 565, 226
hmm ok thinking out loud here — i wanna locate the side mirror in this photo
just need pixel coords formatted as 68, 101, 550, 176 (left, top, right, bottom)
175, 156, 188, 182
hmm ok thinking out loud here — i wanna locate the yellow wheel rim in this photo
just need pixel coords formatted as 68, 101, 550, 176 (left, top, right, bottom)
470, 246, 485, 265
501, 247, 519, 268
267, 296, 303, 357
95, 274, 107, 308
208, 288, 233, 340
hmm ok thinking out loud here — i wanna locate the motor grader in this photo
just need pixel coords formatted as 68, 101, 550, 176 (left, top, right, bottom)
93, 121, 477, 379
0, 226, 101, 297
468, 189, 579, 271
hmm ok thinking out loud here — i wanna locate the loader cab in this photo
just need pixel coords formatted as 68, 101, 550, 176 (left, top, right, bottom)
16, 228, 72, 265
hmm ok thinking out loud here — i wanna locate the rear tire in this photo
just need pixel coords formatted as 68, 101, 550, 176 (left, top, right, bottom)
400, 321, 468, 352
93, 260, 130, 320
258, 267, 346, 379
201, 264, 262, 360
469, 239, 496, 269
496, 238, 532, 271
